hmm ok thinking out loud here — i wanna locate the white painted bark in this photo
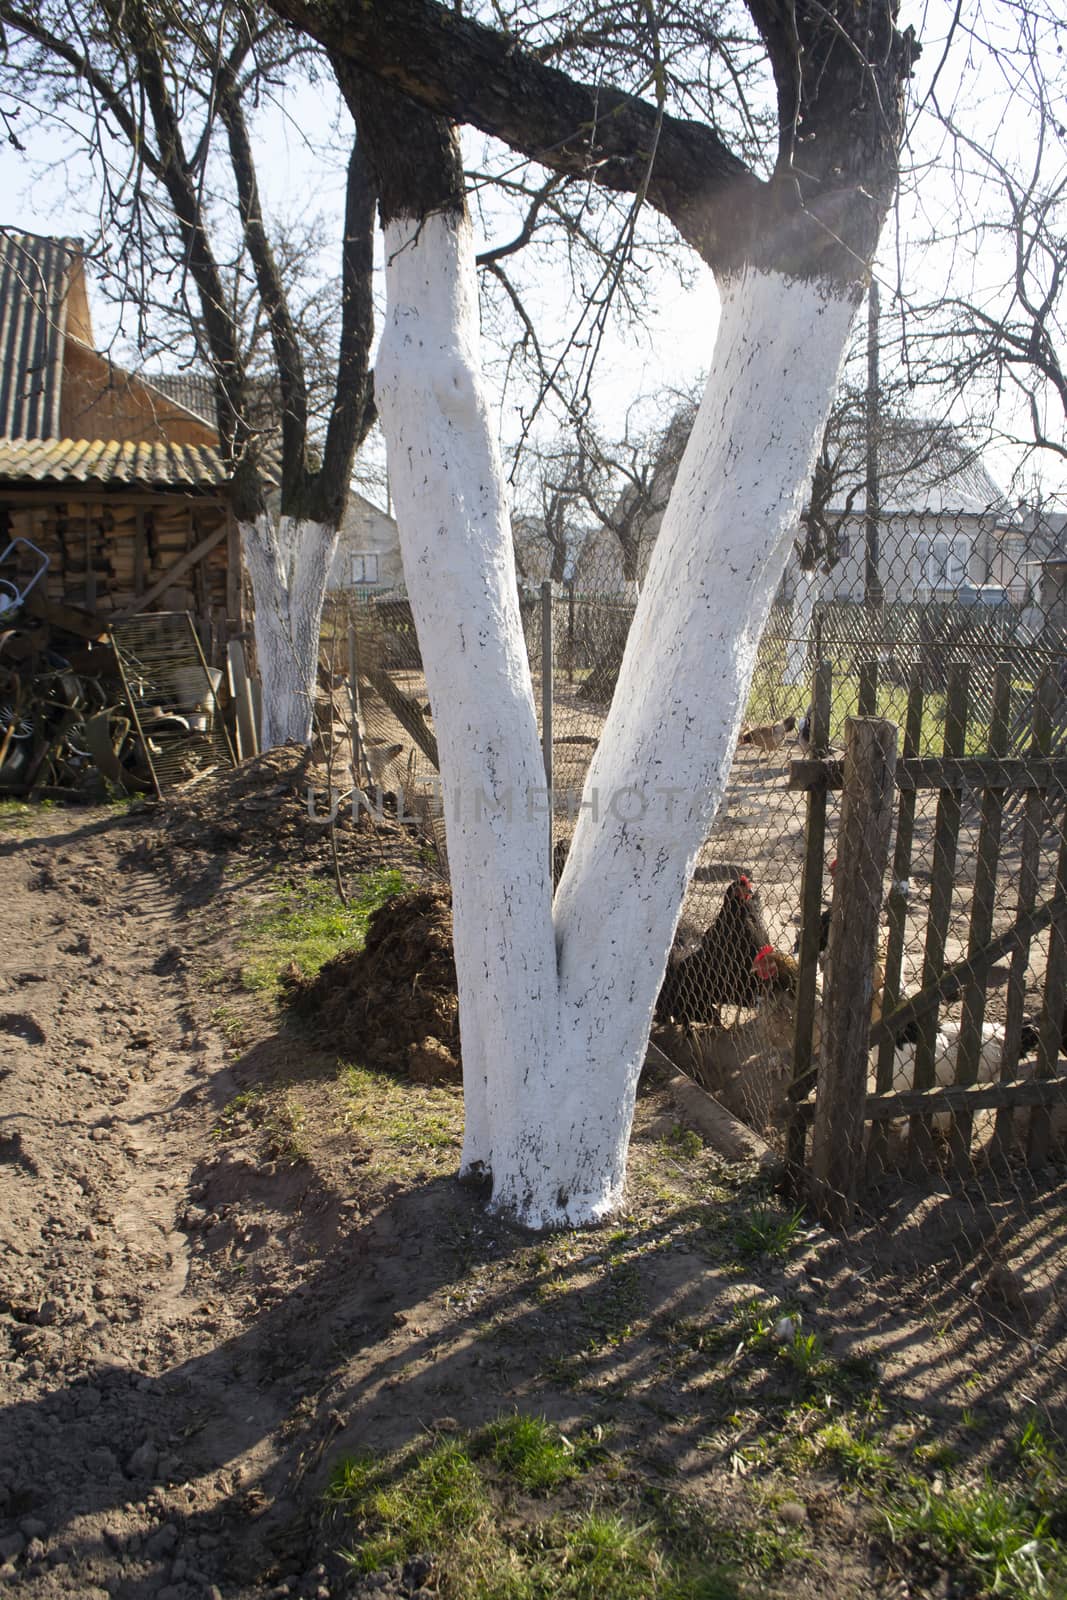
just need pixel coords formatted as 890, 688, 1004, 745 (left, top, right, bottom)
242, 513, 339, 749
374, 212, 555, 1182
783, 564, 821, 686
377, 209, 859, 1229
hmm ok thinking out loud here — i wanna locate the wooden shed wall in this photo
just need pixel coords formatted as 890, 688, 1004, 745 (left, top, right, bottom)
0, 492, 235, 645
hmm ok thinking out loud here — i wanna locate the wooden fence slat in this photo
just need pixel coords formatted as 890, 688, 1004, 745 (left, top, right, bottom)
992, 669, 1057, 1162
362, 663, 441, 771
951, 662, 1012, 1170
794, 1073, 1067, 1124
787, 660, 832, 1181
868, 668, 924, 1181
910, 663, 970, 1175
810, 717, 898, 1226
789, 755, 1067, 792
1030, 800, 1067, 1165
872, 887, 1067, 1047
858, 659, 879, 719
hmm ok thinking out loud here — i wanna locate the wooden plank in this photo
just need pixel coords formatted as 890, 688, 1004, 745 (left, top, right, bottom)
111, 524, 226, 620
858, 659, 878, 718
810, 716, 898, 1226
22, 589, 108, 640
992, 670, 1056, 1162
1030, 803, 1067, 1166
227, 639, 259, 762
347, 621, 371, 786
951, 662, 1011, 1170
787, 659, 832, 1182
362, 663, 440, 771
910, 663, 969, 1176
794, 1073, 1067, 1124
226, 512, 241, 627
873, 889, 1067, 1049
868, 668, 924, 1181
789, 755, 1067, 793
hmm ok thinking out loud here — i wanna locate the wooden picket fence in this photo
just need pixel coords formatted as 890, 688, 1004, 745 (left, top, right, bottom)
787, 658, 1067, 1224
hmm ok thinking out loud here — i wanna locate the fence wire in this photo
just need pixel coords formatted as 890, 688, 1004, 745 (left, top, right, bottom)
326, 500, 1067, 1403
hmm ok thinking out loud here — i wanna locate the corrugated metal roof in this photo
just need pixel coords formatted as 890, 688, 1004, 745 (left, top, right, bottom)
0, 436, 230, 489
145, 371, 217, 426
0, 231, 79, 439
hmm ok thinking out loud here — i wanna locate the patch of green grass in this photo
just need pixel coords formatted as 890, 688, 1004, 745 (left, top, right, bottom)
211, 1087, 264, 1141
211, 1087, 310, 1164
338, 1061, 461, 1155
744, 663, 994, 757
209, 1002, 248, 1047
325, 1422, 750, 1599
885, 1474, 1067, 1599
776, 1325, 825, 1380
265, 1093, 311, 1165
240, 869, 407, 992
725, 1520, 811, 1574
814, 1421, 893, 1483
480, 1415, 601, 1495
732, 1205, 806, 1261
662, 1125, 704, 1160
0, 797, 55, 830
1015, 1417, 1062, 1480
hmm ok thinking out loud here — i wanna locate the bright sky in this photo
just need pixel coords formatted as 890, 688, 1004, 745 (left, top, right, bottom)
0, 1, 1062, 507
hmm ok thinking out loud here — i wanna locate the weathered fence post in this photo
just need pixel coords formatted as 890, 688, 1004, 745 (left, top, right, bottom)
347, 620, 370, 787
811, 716, 899, 1226
787, 659, 832, 1185
227, 638, 259, 762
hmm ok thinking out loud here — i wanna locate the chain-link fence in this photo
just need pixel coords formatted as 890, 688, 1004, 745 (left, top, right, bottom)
324, 498, 1067, 1388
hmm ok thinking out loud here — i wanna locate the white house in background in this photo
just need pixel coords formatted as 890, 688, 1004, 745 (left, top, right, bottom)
329, 488, 405, 592
570, 413, 1025, 607
778, 420, 1020, 604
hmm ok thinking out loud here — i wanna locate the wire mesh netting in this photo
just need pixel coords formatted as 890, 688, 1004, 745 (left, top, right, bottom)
325, 492, 1067, 1398
109, 611, 235, 795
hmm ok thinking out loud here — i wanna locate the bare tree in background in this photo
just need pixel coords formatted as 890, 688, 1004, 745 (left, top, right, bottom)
0, 0, 376, 748
901, 0, 1066, 478
510, 398, 697, 592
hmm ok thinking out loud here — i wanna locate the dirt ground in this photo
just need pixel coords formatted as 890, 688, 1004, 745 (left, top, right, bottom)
2, 762, 1066, 1600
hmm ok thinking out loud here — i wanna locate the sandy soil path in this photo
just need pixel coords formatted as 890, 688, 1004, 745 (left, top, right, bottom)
0, 811, 315, 1600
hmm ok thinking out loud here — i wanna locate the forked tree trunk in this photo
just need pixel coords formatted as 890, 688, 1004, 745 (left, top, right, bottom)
242, 513, 340, 749
377, 208, 859, 1228
784, 564, 821, 686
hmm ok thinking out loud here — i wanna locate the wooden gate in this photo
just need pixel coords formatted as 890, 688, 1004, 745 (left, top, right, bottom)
787, 659, 1067, 1224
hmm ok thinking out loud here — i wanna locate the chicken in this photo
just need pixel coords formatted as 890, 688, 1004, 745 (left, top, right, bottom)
751, 942, 799, 996
870, 1020, 1041, 1142
656, 874, 772, 1023
739, 714, 797, 763
364, 740, 404, 784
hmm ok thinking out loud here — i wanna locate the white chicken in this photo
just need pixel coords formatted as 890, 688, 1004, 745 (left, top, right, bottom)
870, 1018, 1039, 1096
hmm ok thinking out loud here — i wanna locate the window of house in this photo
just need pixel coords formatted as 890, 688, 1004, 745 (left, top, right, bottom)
919, 533, 969, 591
351, 552, 379, 585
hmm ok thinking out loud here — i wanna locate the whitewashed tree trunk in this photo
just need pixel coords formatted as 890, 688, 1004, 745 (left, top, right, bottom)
242, 513, 340, 749
783, 564, 821, 686
377, 211, 859, 1229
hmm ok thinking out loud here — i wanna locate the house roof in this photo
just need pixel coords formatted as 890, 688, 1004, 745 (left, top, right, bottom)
0, 231, 79, 440
145, 371, 217, 427
0, 436, 229, 490
827, 418, 1006, 517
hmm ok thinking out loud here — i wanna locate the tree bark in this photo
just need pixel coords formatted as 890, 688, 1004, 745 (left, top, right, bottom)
242, 515, 340, 749
323, 0, 917, 1227
784, 564, 821, 686
377, 195, 857, 1224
